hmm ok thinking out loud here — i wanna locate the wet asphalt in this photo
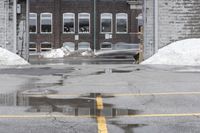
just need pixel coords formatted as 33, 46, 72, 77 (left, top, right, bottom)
1, 61, 200, 133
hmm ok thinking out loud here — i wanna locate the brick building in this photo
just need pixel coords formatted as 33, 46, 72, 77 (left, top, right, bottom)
29, 0, 142, 53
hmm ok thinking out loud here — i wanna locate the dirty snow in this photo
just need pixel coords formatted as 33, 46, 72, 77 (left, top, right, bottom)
42, 47, 93, 58
0, 47, 29, 66
142, 39, 200, 66
42, 47, 70, 58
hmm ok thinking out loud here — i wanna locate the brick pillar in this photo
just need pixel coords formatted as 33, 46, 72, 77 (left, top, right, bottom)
53, 0, 61, 48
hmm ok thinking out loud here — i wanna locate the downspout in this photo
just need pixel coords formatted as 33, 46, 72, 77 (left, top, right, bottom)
13, 0, 17, 53
26, 0, 29, 60
93, 0, 96, 52
154, 0, 158, 53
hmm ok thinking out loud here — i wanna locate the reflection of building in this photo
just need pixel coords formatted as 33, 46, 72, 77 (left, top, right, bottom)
29, 0, 142, 53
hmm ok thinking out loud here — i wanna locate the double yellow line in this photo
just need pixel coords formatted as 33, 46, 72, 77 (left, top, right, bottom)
96, 96, 108, 133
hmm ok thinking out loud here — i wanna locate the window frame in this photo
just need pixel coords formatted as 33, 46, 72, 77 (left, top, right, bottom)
29, 42, 37, 53
100, 42, 113, 50
78, 13, 90, 34
78, 42, 91, 50
116, 13, 128, 34
29, 13, 37, 34
40, 42, 52, 52
100, 13, 113, 34
40, 13, 53, 34
63, 13, 75, 34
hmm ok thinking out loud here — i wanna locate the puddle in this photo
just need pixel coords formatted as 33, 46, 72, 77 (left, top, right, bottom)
0, 92, 140, 117
92, 69, 133, 75
0, 92, 143, 132
110, 121, 147, 133
0, 67, 75, 76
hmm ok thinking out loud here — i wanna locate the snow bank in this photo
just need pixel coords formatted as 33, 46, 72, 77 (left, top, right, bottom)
42, 47, 93, 58
42, 48, 70, 58
0, 47, 29, 65
142, 39, 200, 66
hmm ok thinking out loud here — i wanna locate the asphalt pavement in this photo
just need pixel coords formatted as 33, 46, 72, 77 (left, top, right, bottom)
0, 64, 200, 133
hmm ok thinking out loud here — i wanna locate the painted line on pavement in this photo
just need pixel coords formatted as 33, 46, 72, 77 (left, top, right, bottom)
97, 116, 108, 133
96, 95, 108, 133
113, 91, 200, 97
24, 91, 200, 98
0, 113, 200, 119
96, 96, 104, 110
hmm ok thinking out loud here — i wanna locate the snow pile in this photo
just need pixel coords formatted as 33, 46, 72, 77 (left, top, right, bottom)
0, 47, 29, 65
42, 47, 70, 58
142, 39, 200, 66
42, 47, 93, 58
81, 51, 94, 57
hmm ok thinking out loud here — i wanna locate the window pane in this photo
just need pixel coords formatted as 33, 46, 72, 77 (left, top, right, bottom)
101, 42, 112, 50
79, 13, 90, 33
63, 13, 75, 33
101, 13, 112, 33
29, 43, 37, 52
41, 43, 52, 52
29, 13, 37, 33
41, 13, 52, 33
116, 13, 127, 33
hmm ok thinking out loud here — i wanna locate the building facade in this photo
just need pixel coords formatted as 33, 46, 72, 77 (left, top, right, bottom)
29, 0, 142, 53
0, 0, 29, 59
0, 0, 16, 52
143, 0, 200, 59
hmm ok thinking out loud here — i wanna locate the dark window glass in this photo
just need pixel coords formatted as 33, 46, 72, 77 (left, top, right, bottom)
116, 13, 127, 33
79, 13, 90, 33
101, 13, 112, 33
29, 13, 37, 33
63, 13, 75, 33
41, 13, 52, 33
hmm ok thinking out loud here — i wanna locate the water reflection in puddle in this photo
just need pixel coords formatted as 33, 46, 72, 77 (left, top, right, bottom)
0, 92, 139, 117
92, 69, 133, 75
0, 92, 145, 132
110, 121, 147, 133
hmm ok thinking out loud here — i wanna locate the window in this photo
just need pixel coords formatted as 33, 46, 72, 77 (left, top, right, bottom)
137, 13, 143, 33
78, 13, 90, 33
40, 13, 52, 33
101, 13, 112, 33
116, 13, 128, 33
78, 42, 91, 51
63, 42, 75, 52
100, 42, 112, 50
63, 13, 75, 33
29, 13, 37, 33
29, 42, 37, 52
40, 42, 52, 52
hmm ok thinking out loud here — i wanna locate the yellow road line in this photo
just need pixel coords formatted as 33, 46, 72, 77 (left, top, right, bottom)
24, 91, 200, 98
0, 114, 95, 118
0, 113, 200, 119
97, 116, 108, 133
113, 91, 200, 97
122, 113, 200, 118
96, 95, 108, 133
96, 96, 104, 110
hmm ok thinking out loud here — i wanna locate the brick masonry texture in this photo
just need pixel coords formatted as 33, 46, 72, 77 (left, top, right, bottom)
29, 0, 141, 51
144, 0, 200, 59
0, 0, 14, 52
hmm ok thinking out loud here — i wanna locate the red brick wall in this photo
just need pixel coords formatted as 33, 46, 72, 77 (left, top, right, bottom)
29, 0, 141, 50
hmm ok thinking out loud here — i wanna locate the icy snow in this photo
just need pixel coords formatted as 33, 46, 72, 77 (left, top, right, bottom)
0, 47, 29, 66
42, 48, 70, 58
42, 47, 93, 58
142, 39, 200, 66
